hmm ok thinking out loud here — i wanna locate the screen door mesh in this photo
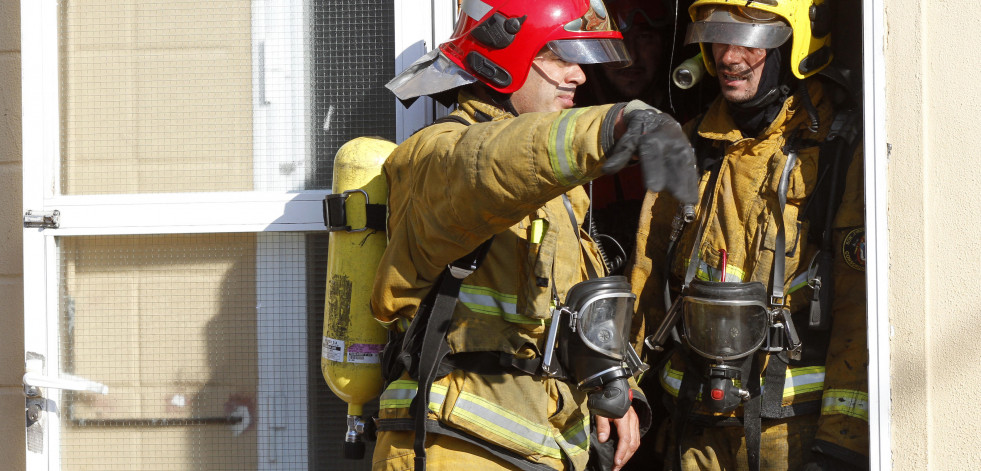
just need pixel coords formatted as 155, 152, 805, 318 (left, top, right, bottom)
54, 0, 394, 468
59, 0, 395, 195
58, 233, 374, 470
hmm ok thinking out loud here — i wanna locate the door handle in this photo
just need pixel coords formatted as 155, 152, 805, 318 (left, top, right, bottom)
23, 372, 108, 395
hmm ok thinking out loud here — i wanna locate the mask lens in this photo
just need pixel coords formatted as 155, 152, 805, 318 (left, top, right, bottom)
577, 294, 634, 359
682, 297, 769, 361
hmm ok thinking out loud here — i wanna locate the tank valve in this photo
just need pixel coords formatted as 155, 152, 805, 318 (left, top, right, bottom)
344, 414, 371, 459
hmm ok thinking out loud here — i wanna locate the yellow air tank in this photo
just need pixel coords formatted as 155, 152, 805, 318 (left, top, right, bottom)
321, 136, 396, 459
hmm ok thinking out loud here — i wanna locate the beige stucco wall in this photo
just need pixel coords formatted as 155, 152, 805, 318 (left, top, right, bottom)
886, 0, 981, 469
0, 0, 25, 468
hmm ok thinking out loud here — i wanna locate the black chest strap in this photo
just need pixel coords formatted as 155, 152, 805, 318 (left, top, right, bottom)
404, 238, 494, 471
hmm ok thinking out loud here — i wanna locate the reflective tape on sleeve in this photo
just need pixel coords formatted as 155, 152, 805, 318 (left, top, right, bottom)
548, 109, 590, 187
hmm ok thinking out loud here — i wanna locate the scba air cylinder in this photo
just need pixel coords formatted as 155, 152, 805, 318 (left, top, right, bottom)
321, 137, 396, 459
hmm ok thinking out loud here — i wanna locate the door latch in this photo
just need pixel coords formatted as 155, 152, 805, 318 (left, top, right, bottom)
23, 210, 60, 229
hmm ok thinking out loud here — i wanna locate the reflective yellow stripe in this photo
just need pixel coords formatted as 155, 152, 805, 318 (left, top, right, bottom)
459, 284, 547, 325
379, 379, 445, 411
787, 270, 811, 295
530, 218, 548, 244
378, 379, 583, 459
659, 360, 683, 397
782, 366, 825, 397
548, 108, 589, 186
450, 389, 564, 459
821, 389, 869, 421
685, 257, 748, 283
555, 416, 590, 459
660, 361, 826, 399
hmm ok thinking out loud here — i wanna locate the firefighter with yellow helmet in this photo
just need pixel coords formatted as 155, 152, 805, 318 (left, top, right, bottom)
628, 0, 868, 469
368, 0, 703, 470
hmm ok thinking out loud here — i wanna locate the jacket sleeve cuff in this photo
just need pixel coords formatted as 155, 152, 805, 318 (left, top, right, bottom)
601, 102, 628, 155
629, 381, 653, 437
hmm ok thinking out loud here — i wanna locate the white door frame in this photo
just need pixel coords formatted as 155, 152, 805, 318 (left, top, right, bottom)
862, 0, 891, 467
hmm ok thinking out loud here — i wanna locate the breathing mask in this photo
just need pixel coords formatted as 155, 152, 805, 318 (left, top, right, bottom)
542, 276, 648, 418
648, 278, 802, 413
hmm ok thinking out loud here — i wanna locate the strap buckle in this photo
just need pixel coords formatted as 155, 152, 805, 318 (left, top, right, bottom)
323, 189, 370, 232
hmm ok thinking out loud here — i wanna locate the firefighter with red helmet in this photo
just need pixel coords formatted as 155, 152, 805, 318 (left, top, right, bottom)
371, 0, 699, 470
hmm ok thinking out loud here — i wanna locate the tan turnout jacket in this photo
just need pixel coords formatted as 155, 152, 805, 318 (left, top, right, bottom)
371, 91, 648, 471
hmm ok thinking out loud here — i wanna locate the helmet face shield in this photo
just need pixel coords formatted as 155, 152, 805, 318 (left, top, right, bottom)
576, 293, 635, 359
547, 38, 631, 67
685, 5, 791, 49
686, 0, 832, 79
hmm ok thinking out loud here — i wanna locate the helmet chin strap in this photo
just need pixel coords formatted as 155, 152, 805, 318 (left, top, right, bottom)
729, 47, 788, 112
728, 47, 793, 137
530, 61, 576, 94
472, 82, 520, 116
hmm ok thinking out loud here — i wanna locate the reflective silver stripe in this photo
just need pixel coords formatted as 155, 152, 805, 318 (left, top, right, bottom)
449, 390, 564, 458
821, 389, 869, 421
459, 284, 548, 325
460, 0, 493, 21
554, 417, 590, 459
378, 379, 571, 459
459, 285, 517, 314
781, 366, 825, 396
787, 270, 811, 294
661, 362, 826, 398
659, 361, 683, 397
549, 109, 589, 186
379, 380, 447, 411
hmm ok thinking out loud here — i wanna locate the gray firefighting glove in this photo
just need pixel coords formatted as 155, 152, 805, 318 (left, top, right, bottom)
603, 100, 699, 205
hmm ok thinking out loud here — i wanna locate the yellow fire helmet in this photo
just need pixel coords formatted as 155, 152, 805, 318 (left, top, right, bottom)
685, 0, 832, 79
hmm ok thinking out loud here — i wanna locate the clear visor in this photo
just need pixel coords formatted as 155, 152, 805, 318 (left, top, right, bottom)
576, 293, 635, 359
682, 297, 769, 361
547, 38, 631, 67
685, 6, 791, 49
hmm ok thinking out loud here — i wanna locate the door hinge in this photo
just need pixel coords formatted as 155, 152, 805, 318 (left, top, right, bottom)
23, 209, 60, 229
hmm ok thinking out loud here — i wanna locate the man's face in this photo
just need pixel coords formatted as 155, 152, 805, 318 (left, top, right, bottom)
600, 24, 662, 99
511, 50, 586, 114
712, 43, 767, 104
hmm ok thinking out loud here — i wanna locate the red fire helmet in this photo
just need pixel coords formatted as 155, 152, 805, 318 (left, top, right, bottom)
439, 0, 631, 94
